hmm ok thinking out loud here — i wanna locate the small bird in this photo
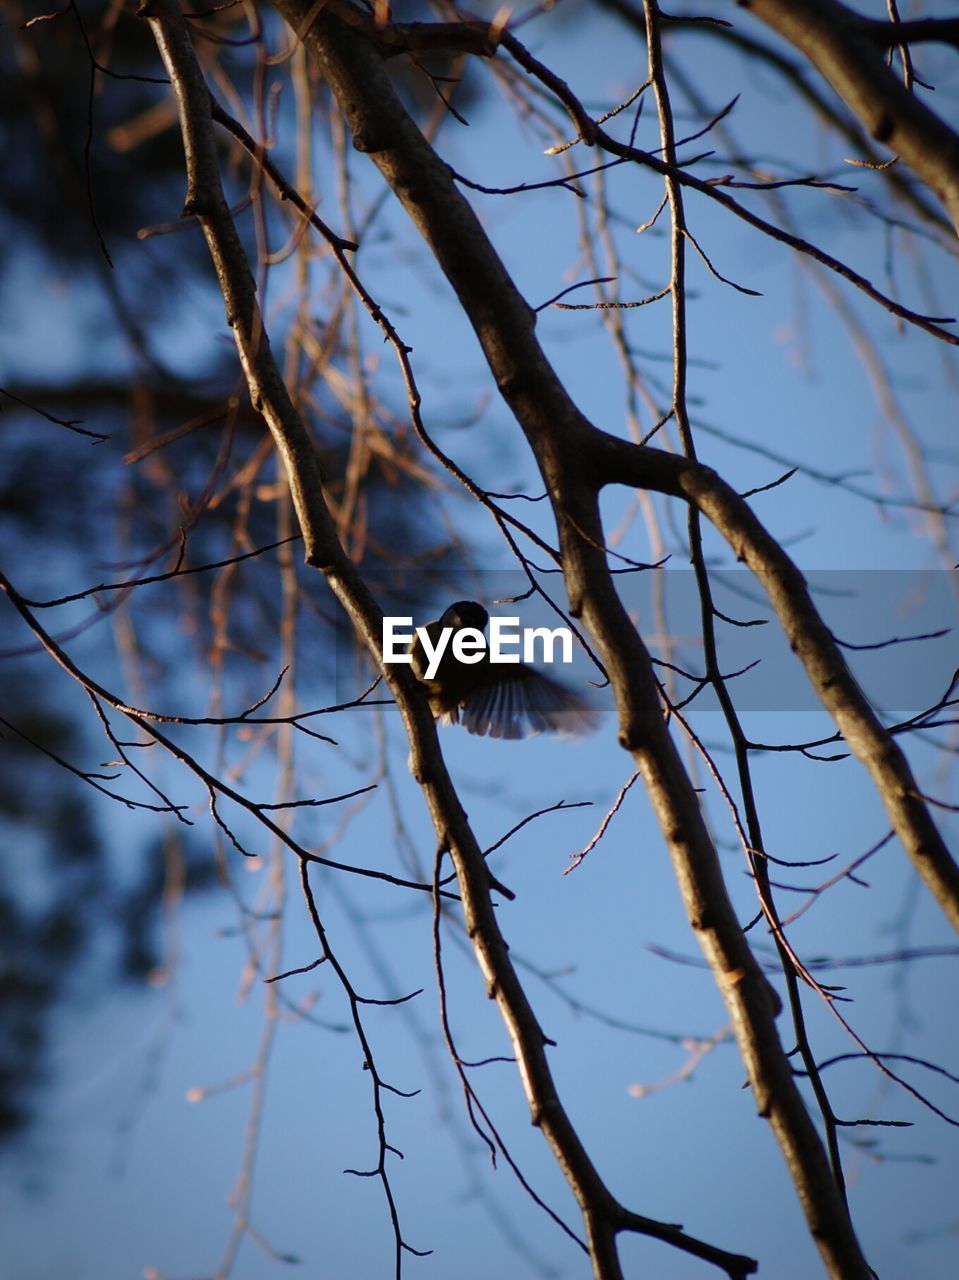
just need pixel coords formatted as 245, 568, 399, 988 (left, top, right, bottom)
410, 601, 598, 740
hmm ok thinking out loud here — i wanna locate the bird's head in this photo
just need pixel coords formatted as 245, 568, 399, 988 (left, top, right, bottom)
440, 600, 490, 632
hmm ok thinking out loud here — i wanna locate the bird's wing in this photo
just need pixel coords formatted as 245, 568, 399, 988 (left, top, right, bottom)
456, 666, 599, 739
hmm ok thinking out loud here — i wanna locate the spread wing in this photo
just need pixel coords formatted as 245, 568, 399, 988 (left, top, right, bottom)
447, 665, 599, 740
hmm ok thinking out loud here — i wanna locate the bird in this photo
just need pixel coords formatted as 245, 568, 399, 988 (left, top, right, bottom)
409, 601, 599, 740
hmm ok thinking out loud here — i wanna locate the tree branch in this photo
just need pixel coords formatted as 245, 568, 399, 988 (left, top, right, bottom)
736, 0, 959, 234
270, 5, 898, 1276
136, 2, 757, 1275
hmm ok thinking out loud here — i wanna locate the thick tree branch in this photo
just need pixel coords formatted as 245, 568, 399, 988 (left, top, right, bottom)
597, 0, 957, 245
603, 441, 959, 940
134, 3, 756, 1276
271, 5, 903, 1276
274, 0, 959, 927
644, 0, 851, 1210
736, 0, 959, 234
865, 17, 959, 49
